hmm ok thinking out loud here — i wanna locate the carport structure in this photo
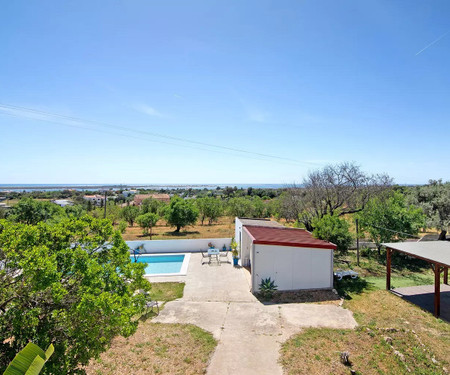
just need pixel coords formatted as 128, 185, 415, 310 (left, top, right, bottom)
383, 241, 450, 317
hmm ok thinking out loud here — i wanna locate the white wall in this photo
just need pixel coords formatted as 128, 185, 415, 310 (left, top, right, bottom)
252, 244, 333, 291
126, 238, 232, 254
241, 228, 253, 267
235, 217, 243, 250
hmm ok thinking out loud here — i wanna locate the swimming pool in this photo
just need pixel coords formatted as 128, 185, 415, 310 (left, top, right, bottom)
130, 253, 190, 276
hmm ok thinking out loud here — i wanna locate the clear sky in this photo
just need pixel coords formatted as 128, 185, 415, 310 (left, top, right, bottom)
1, 1, 449, 185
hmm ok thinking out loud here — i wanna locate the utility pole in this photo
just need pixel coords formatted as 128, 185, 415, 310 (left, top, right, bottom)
103, 191, 107, 219
356, 218, 360, 266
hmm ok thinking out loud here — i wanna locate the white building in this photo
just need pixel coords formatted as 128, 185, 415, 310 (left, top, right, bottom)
122, 189, 138, 197
52, 199, 73, 207
235, 218, 284, 266
236, 219, 336, 293
83, 195, 105, 206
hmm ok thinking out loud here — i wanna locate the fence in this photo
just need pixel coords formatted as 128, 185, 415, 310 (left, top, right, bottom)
126, 237, 232, 254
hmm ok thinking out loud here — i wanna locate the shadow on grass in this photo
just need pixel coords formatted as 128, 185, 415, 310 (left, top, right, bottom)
335, 278, 373, 300
256, 289, 341, 305
163, 231, 201, 237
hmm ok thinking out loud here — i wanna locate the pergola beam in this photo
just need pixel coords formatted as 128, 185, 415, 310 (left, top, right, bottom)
434, 263, 441, 317
386, 247, 391, 291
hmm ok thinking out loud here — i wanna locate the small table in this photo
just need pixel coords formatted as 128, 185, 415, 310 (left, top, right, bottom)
208, 248, 220, 265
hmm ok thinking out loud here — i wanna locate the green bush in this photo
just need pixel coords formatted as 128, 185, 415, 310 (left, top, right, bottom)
312, 214, 353, 254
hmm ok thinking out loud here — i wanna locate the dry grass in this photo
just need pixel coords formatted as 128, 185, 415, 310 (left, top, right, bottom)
281, 290, 450, 375
121, 216, 235, 241
85, 323, 216, 375
263, 289, 341, 305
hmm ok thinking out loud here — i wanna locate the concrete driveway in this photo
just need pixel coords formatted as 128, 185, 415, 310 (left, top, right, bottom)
153, 253, 357, 375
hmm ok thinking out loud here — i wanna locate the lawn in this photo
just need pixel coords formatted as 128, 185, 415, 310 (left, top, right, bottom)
281, 250, 450, 374
334, 248, 435, 298
280, 290, 450, 375
150, 282, 185, 303
85, 282, 217, 375
85, 323, 216, 375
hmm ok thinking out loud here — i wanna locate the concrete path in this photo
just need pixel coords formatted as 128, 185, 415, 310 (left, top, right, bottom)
153, 253, 357, 375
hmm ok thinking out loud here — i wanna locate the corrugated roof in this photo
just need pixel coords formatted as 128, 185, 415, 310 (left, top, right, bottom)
239, 218, 284, 228
244, 226, 337, 250
383, 241, 450, 267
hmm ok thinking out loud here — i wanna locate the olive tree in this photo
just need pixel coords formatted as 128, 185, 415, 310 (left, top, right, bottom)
0, 216, 150, 374
286, 162, 392, 230
407, 179, 450, 240
136, 212, 159, 238
165, 196, 199, 232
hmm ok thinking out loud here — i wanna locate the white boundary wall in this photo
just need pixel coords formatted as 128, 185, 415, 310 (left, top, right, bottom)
126, 238, 232, 254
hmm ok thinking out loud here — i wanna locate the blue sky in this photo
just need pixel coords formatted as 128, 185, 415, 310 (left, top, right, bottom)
1, 1, 449, 185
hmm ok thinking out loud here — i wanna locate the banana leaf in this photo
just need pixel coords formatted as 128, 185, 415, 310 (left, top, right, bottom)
3, 343, 54, 375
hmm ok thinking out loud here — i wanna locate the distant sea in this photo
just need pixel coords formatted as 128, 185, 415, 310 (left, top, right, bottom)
0, 183, 287, 192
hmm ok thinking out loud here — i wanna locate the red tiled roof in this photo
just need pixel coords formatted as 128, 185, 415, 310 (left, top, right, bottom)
244, 225, 337, 250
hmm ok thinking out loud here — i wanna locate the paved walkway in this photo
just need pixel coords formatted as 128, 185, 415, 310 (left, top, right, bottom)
392, 284, 450, 322
153, 253, 357, 375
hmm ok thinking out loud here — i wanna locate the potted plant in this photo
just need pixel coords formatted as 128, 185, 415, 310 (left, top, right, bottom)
231, 239, 239, 266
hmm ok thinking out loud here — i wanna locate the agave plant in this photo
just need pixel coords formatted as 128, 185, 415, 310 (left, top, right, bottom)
3, 342, 54, 375
259, 277, 278, 299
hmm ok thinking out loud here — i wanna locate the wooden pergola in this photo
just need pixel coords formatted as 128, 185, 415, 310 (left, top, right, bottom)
383, 241, 450, 317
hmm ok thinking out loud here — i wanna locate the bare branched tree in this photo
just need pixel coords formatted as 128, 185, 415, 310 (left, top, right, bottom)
284, 162, 392, 230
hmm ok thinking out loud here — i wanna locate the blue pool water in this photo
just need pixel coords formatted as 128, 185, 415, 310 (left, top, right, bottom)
130, 254, 185, 275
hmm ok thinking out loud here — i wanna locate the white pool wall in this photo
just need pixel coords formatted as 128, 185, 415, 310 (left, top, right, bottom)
126, 238, 232, 254
135, 252, 191, 277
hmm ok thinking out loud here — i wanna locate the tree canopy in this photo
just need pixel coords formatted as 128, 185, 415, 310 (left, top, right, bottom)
407, 179, 450, 239
312, 214, 353, 254
358, 191, 426, 250
165, 196, 199, 232
284, 162, 392, 230
136, 212, 159, 238
0, 216, 150, 374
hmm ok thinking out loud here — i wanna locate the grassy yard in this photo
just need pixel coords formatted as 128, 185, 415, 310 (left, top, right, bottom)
334, 249, 435, 298
85, 282, 217, 375
281, 290, 450, 375
150, 282, 185, 303
86, 323, 216, 375
281, 250, 450, 374
121, 216, 235, 241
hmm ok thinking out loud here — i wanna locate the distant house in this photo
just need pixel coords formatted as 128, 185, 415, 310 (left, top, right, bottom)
53, 199, 73, 207
83, 195, 105, 206
122, 189, 138, 198
133, 194, 171, 205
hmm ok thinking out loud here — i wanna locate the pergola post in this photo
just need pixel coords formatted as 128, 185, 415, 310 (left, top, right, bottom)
444, 267, 448, 285
434, 263, 440, 317
386, 247, 391, 291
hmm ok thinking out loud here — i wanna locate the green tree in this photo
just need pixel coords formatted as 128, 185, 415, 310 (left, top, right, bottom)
165, 196, 199, 232
121, 205, 140, 226
8, 198, 64, 224
0, 216, 150, 374
226, 197, 254, 218
196, 197, 223, 225
136, 212, 159, 238
358, 191, 426, 252
64, 204, 85, 218
141, 198, 165, 215
407, 179, 450, 239
312, 214, 353, 254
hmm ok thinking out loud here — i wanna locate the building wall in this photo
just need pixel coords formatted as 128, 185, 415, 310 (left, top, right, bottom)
234, 217, 243, 250
252, 244, 333, 291
241, 228, 254, 267
126, 237, 232, 254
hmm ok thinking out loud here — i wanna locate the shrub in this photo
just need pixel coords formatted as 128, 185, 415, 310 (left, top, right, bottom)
312, 214, 353, 254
